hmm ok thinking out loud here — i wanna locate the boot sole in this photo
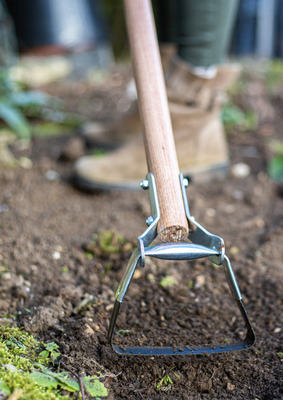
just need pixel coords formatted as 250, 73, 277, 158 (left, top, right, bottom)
73, 161, 229, 192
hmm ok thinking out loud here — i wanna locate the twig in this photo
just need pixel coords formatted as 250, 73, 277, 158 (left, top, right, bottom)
88, 358, 108, 373
209, 368, 219, 381
60, 358, 85, 400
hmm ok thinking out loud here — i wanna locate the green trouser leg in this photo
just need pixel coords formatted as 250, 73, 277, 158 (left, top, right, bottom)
154, 0, 239, 67
153, 0, 177, 43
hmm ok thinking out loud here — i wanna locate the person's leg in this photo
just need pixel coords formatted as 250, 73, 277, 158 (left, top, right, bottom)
176, 0, 239, 68
74, 0, 240, 191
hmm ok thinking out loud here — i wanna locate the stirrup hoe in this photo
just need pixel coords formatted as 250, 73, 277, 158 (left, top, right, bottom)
107, 173, 255, 356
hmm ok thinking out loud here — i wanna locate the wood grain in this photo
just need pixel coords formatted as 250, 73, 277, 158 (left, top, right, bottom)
123, 0, 188, 242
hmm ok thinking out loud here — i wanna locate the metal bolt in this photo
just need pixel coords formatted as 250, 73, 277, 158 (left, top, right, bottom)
146, 216, 154, 226
140, 179, 149, 189
183, 178, 189, 188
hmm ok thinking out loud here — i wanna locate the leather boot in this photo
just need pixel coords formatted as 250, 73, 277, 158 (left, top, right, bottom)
74, 57, 240, 190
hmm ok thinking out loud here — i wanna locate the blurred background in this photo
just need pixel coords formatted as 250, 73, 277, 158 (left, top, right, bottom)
1, 0, 283, 181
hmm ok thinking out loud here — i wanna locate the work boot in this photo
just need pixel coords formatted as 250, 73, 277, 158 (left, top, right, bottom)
74, 57, 240, 191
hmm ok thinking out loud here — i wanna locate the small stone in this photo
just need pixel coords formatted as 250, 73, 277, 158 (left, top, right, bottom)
93, 323, 100, 331
255, 219, 265, 228
0, 318, 15, 326
206, 208, 216, 217
52, 251, 61, 260
105, 303, 114, 311
230, 247, 239, 255
227, 383, 235, 391
232, 190, 244, 200
84, 324, 95, 336
147, 273, 155, 283
195, 274, 205, 289
274, 328, 281, 333
31, 265, 38, 273
244, 146, 258, 158
224, 204, 236, 214
0, 204, 8, 213
133, 269, 142, 279
0, 300, 10, 312
141, 301, 146, 307
45, 170, 60, 181
231, 163, 251, 179
1, 272, 11, 280
55, 245, 63, 252
18, 156, 33, 169
3, 364, 17, 372
197, 379, 212, 393
61, 137, 84, 161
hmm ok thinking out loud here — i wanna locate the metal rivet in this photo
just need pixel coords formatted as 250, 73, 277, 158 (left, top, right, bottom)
146, 216, 154, 226
183, 178, 189, 188
140, 179, 149, 189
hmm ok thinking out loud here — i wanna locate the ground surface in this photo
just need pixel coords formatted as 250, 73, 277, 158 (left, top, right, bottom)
1, 65, 283, 399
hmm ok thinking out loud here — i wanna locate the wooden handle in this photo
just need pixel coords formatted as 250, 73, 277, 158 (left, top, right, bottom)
124, 0, 188, 242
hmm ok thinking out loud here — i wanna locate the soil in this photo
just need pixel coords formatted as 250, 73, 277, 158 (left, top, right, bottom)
1, 67, 283, 399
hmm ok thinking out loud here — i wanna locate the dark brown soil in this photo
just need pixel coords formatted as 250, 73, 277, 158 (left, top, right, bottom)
1, 69, 283, 399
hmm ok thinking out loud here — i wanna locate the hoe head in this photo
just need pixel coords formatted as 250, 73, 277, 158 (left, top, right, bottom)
107, 173, 255, 356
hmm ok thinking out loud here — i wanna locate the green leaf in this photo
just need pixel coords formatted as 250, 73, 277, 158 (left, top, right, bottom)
83, 377, 108, 397
221, 103, 245, 128
9, 91, 50, 108
54, 373, 80, 392
0, 102, 31, 139
39, 350, 49, 358
0, 380, 11, 395
268, 156, 283, 182
45, 342, 59, 351
33, 368, 80, 392
51, 351, 61, 360
29, 372, 58, 389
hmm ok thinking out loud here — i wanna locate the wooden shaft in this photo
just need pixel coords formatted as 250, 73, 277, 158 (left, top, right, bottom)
123, 0, 188, 242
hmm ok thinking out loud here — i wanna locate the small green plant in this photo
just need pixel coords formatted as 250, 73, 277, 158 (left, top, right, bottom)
104, 262, 113, 275
0, 68, 83, 141
85, 251, 93, 260
187, 280, 194, 288
277, 352, 283, 358
268, 141, 283, 182
30, 365, 108, 397
221, 102, 258, 132
0, 325, 108, 398
39, 342, 61, 363
91, 149, 108, 157
84, 229, 134, 258
160, 275, 177, 288
156, 373, 173, 391
117, 329, 130, 337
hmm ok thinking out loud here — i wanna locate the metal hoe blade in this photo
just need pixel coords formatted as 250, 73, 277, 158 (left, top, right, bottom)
107, 173, 255, 356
